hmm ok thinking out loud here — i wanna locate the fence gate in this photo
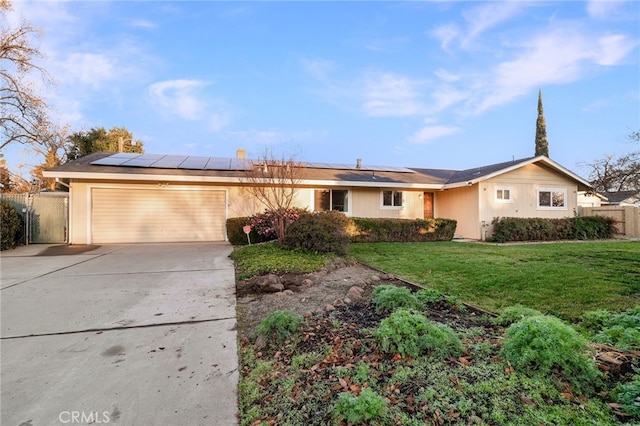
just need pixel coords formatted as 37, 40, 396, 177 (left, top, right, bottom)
1, 193, 69, 244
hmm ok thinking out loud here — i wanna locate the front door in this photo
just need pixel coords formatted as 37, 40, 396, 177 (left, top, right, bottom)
423, 192, 434, 218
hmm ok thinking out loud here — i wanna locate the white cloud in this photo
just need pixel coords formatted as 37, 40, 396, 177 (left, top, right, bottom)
362, 72, 424, 117
430, 23, 460, 53
129, 19, 157, 29
587, 0, 626, 19
147, 79, 211, 120
409, 125, 459, 144
60, 53, 120, 90
462, 1, 524, 43
302, 58, 335, 81
594, 34, 637, 66
473, 28, 636, 113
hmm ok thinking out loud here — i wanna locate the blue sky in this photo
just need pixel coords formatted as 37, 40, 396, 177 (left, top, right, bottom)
5, 0, 639, 177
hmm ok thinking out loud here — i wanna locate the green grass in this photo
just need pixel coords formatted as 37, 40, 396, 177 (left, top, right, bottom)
229, 242, 337, 280
350, 241, 640, 319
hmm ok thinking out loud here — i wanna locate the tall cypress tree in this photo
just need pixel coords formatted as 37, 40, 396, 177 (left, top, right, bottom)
535, 90, 549, 157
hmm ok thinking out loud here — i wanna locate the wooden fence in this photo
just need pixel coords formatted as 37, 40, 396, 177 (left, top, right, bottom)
582, 205, 640, 238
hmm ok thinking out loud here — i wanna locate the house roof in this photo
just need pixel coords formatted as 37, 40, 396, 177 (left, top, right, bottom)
602, 190, 640, 204
43, 152, 592, 191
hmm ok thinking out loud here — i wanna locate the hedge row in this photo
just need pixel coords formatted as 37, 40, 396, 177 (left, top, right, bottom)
348, 217, 457, 243
226, 214, 457, 246
491, 216, 617, 243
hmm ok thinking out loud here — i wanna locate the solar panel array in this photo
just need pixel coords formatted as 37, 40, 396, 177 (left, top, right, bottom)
91, 153, 415, 173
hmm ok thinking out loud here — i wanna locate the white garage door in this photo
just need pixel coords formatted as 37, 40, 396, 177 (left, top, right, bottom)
92, 188, 226, 243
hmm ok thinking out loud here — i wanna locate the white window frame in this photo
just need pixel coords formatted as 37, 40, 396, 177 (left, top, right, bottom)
380, 190, 403, 209
537, 188, 567, 210
494, 186, 513, 204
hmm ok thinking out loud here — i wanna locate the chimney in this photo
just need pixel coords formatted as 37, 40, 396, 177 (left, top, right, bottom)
236, 148, 246, 159
118, 137, 124, 153
356, 158, 362, 169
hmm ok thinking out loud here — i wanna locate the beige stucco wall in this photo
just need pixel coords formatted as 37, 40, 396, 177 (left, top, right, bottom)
435, 185, 479, 239
478, 164, 579, 240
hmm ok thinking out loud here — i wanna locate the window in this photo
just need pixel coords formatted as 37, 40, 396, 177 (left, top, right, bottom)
314, 189, 349, 213
537, 188, 566, 209
495, 186, 512, 203
381, 190, 403, 208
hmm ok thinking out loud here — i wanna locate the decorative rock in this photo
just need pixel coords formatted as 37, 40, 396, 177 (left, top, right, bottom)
343, 297, 352, 305
282, 289, 294, 296
324, 304, 335, 311
333, 299, 345, 307
257, 274, 284, 293
302, 278, 314, 286
370, 275, 381, 282
346, 286, 365, 302
255, 334, 267, 349
300, 297, 307, 303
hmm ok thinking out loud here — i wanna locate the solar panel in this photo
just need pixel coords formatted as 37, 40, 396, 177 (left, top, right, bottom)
90, 153, 415, 173
151, 155, 189, 168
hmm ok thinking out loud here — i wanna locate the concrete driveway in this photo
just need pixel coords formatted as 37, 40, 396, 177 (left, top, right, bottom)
1, 243, 238, 426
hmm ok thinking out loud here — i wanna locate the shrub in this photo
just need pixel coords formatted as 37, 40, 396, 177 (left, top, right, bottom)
253, 310, 302, 345
375, 309, 463, 358
613, 371, 640, 419
247, 208, 307, 242
226, 217, 271, 246
332, 388, 388, 424
372, 285, 421, 314
490, 216, 616, 242
416, 288, 445, 304
349, 217, 457, 242
494, 305, 544, 326
1, 200, 22, 250
581, 306, 640, 351
283, 210, 350, 255
500, 315, 602, 394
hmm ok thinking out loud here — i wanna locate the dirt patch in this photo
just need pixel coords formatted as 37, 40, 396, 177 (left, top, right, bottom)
236, 262, 397, 340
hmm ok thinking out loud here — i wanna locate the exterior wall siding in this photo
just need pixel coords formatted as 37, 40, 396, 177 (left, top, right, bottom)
436, 186, 479, 239
478, 164, 579, 240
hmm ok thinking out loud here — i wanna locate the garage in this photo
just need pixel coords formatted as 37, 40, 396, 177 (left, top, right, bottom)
91, 187, 226, 243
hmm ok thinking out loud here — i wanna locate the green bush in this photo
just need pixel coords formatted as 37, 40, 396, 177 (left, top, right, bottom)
416, 288, 445, 304
372, 285, 421, 314
494, 305, 544, 326
500, 315, 602, 394
349, 217, 457, 243
613, 371, 640, 419
253, 310, 302, 345
581, 306, 640, 351
226, 216, 274, 246
1, 200, 22, 250
283, 210, 350, 255
490, 216, 616, 242
332, 388, 388, 424
375, 309, 463, 358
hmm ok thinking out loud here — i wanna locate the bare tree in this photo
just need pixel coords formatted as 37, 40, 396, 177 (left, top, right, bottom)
0, 0, 51, 150
582, 131, 640, 193
242, 148, 304, 243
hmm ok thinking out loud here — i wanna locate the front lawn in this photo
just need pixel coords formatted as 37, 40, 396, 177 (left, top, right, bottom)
350, 241, 640, 319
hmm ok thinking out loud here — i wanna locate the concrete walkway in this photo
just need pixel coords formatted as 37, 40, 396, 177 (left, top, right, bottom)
1, 243, 238, 426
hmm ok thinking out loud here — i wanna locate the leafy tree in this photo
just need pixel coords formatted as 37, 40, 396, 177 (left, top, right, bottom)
67, 126, 144, 159
0, 0, 52, 150
582, 131, 639, 193
534, 90, 549, 157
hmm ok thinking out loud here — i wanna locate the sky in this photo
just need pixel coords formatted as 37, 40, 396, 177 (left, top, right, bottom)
4, 0, 639, 179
